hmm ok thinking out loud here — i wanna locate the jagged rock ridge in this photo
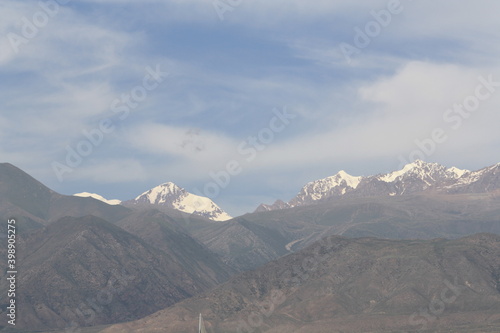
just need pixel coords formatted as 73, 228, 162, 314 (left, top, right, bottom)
256, 160, 500, 212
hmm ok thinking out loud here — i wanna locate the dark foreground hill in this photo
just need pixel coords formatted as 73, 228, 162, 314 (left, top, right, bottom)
0, 163, 131, 232
102, 233, 500, 333
0, 215, 233, 331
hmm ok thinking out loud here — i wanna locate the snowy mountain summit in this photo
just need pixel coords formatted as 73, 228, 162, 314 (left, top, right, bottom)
128, 182, 232, 221
256, 160, 500, 212
291, 170, 362, 204
73, 192, 122, 205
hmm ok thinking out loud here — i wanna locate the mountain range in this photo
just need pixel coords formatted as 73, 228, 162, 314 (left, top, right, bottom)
1, 161, 499, 332
74, 182, 232, 221
68, 160, 500, 221
256, 160, 500, 212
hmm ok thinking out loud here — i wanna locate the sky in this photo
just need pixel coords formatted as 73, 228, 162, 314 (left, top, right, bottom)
1, 0, 500, 216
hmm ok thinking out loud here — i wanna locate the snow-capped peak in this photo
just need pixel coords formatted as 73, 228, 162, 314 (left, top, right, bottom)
73, 192, 122, 206
378, 164, 412, 183
378, 160, 446, 183
289, 170, 362, 205
333, 170, 362, 189
447, 166, 468, 178
131, 182, 232, 222
135, 182, 184, 204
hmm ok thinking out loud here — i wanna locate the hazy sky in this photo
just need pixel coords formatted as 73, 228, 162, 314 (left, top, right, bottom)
1, 0, 499, 216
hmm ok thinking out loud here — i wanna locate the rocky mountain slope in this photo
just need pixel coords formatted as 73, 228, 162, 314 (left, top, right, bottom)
0, 215, 233, 331
248, 192, 500, 249
114, 209, 235, 283
192, 192, 499, 272
102, 233, 500, 333
0, 164, 237, 330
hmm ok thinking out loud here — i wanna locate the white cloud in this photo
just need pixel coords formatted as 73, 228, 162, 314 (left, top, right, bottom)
238, 61, 500, 172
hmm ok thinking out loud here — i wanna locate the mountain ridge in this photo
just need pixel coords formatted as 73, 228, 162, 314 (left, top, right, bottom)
256, 160, 500, 212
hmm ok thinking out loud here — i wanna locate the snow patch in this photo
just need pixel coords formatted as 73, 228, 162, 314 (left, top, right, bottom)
447, 166, 468, 178
334, 170, 362, 189
298, 170, 362, 202
73, 192, 122, 205
379, 164, 413, 182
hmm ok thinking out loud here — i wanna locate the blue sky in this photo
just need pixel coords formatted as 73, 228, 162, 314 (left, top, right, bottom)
1, 0, 500, 216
